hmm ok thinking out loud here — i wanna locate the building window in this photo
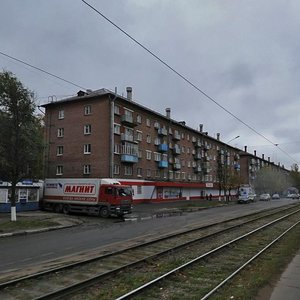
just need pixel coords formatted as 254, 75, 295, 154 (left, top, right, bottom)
181, 132, 185, 139
57, 128, 64, 138
154, 121, 160, 129
114, 105, 120, 115
146, 118, 151, 127
154, 138, 160, 145
137, 114, 142, 123
114, 164, 120, 175
114, 144, 120, 154
83, 164, 91, 175
137, 185, 142, 194
57, 146, 63, 156
58, 110, 64, 119
146, 134, 151, 144
182, 172, 186, 180
181, 159, 185, 167
187, 134, 190, 141
114, 123, 121, 135
56, 165, 63, 175
84, 124, 91, 135
137, 167, 142, 177
146, 150, 152, 160
155, 170, 160, 177
124, 165, 133, 176
146, 169, 151, 177
136, 131, 143, 141
84, 105, 92, 115
169, 170, 174, 180
138, 149, 143, 158
175, 171, 180, 179
154, 152, 161, 162
84, 144, 91, 154
181, 146, 185, 153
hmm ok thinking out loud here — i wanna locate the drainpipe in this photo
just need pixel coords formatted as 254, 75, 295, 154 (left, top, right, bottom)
109, 88, 117, 178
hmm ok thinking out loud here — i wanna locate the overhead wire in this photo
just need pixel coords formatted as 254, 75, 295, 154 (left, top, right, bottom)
0, 50, 87, 91
81, 0, 299, 165
0, 3, 298, 165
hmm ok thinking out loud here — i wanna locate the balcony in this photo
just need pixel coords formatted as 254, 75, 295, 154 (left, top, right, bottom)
194, 153, 202, 160
121, 154, 138, 163
173, 146, 181, 155
158, 128, 168, 136
202, 168, 210, 174
194, 140, 202, 148
173, 163, 181, 170
194, 166, 202, 173
158, 161, 168, 168
158, 143, 168, 152
121, 114, 137, 127
121, 133, 134, 142
173, 132, 181, 141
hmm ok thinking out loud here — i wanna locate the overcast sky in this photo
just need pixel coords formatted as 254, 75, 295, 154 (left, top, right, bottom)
1, 0, 300, 169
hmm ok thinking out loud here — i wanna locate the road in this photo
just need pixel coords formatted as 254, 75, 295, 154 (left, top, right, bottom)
0, 199, 298, 276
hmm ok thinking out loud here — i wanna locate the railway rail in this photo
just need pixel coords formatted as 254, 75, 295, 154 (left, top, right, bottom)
0, 204, 300, 299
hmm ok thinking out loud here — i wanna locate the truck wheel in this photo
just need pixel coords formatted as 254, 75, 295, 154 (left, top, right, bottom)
99, 206, 110, 218
62, 204, 70, 215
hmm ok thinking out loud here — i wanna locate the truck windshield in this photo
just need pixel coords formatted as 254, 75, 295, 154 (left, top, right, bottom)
117, 187, 132, 196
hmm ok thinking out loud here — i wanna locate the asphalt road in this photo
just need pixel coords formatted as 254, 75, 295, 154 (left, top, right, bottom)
0, 199, 298, 276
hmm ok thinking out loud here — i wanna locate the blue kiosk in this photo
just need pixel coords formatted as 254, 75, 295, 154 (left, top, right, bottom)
0, 180, 43, 212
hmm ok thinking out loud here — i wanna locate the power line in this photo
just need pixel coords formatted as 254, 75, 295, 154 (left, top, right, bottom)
0, 50, 87, 91
81, 0, 299, 165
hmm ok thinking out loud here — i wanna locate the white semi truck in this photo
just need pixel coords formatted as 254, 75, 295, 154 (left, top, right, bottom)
41, 178, 133, 217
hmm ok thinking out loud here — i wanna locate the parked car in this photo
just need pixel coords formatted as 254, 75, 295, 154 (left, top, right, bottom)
272, 193, 280, 199
260, 193, 271, 201
287, 193, 300, 199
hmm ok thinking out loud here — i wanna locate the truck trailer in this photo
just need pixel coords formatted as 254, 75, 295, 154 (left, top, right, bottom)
41, 178, 133, 217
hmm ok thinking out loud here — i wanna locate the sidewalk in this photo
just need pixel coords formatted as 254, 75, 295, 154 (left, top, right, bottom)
269, 249, 300, 300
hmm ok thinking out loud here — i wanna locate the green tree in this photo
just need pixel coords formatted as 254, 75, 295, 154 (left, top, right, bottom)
289, 163, 300, 191
253, 166, 290, 195
0, 71, 44, 221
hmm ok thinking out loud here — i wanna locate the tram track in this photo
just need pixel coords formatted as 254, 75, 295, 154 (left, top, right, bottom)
119, 210, 300, 300
0, 204, 299, 299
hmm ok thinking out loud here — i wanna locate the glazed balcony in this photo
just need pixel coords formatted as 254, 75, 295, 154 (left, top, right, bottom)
158, 143, 168, 152
121, 154, 138, 163
173, 145, 181, 155
158, 161, 168, 168
121, 114, 137, 127
194, 166, 202, 173
158, 128, 168, 136
173, 163, 181, 170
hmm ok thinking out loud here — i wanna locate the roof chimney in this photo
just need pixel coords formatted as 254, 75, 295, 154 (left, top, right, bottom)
262, 154, 265, 160
244, 146, 247, 152
268, 157, 270, 162
217, 133, 220, 141
199, 124, 203, 132
126, 87, 132, 100
166, 108, 171, 119
254, 150, 257, 156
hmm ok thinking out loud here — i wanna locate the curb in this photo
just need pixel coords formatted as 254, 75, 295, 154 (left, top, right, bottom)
0, 224, 78, 239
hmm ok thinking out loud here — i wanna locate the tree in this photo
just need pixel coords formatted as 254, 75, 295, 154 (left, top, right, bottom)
253, 166, 290, 195
0, 71, 44, 221
289, 164, 300, 191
